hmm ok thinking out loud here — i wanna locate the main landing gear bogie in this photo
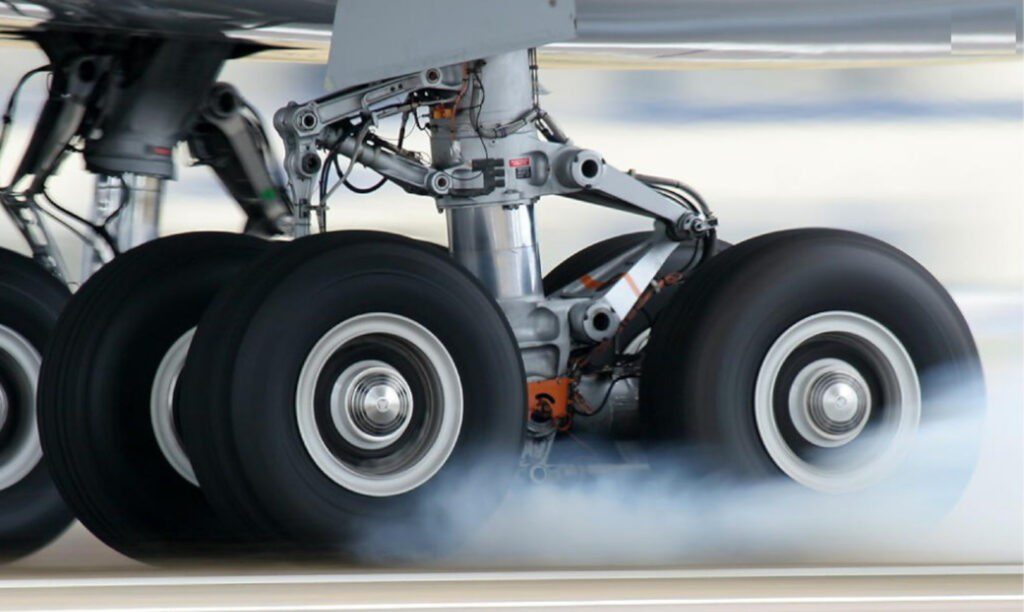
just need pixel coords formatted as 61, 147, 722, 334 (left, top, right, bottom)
27, 225, 986, 564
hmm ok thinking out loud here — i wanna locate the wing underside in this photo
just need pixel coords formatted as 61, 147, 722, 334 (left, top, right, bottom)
0, 0, 1020, 67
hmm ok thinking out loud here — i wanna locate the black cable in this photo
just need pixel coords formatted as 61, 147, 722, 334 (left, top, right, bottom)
100, 176, 131, 226
652, 185, 700, 216
31, 198, 93, 245
576, 375, 638, 418
341, 117, 404, 194
672, 181, 713, 218
318, 115, 404, 204
0, 189, 94, 246
40, 189, 119, 254
342, 176, 386, 194
701, 228, 718, 265
469, 69, 490, 159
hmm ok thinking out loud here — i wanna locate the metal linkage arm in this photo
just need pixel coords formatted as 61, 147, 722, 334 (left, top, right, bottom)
189, 83, 295, 237
274, 67, 463, 234
323, 128, 447, 196
548, 148, 710, 239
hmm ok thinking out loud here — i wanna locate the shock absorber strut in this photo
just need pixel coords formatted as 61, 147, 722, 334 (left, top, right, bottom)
433, 51, 545, 308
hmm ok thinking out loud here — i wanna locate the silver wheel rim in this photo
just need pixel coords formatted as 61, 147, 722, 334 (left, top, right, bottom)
754, 311, 921, 492
150, 329, 198, 486
296, 313, 462, 497
0, 324, 43, 491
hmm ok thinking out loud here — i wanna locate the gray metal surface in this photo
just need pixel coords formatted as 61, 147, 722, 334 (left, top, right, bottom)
326, 0, 576, 90
446, 205, 544, 304
2, 1, 1018, 66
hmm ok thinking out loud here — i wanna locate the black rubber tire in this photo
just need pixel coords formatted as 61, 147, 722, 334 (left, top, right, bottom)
38, 232, 271, 560
641, 229, 983, 499
543, 233, 653, 296
0, 248, 72, 562
178, 231, 526, 560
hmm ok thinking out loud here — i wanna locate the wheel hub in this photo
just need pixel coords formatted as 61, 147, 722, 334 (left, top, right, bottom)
755, 311, 922, 492
332, 361, 413, 449
788, 355, 875, 449
813, 375, 863, 426
790, 358, 872, 448
296, 312, 463, 497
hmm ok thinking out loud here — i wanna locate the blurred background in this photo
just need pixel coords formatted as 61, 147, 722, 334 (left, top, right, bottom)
1, 46, 1021, 569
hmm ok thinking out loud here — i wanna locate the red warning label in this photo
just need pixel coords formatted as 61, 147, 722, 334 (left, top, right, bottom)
509, 157, 531, 168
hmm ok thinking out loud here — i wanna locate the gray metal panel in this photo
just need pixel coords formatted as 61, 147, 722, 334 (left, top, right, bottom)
325, 0, 577, 90
1, 1, 1019, 66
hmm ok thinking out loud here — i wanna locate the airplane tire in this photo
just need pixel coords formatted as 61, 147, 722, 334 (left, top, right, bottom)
38, 233, 270, 560
641, 229, 984, 499
178, 231, 525, 560
0, 248, 72, 561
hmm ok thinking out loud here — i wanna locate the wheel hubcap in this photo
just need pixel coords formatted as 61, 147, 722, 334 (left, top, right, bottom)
331, 361, 414, 450
789, 358, 871, 447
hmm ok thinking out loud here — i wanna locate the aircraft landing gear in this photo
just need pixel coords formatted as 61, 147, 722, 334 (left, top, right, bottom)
1, 8, 986, 562
0, 248, 72, 561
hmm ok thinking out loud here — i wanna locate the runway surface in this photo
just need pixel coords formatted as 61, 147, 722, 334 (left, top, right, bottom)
0, 565, 1020, 611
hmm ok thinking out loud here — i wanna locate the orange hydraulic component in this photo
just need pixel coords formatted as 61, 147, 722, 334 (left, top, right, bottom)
431, 105, 456, 120
527, 377, 572, 430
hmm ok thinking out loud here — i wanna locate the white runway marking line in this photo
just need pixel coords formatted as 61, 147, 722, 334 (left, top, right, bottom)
0, 564, 1020, 590
12, 594, 1024, 612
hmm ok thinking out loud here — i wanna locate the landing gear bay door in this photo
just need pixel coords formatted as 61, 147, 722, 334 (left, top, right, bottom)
326, 0, 578, 91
